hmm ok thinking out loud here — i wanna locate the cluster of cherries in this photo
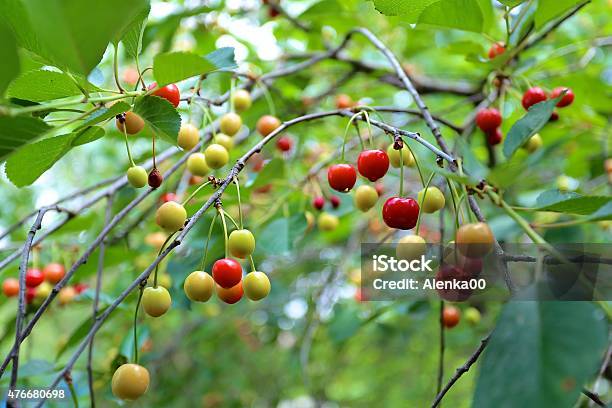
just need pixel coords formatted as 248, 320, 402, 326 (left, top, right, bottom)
2, 261, 86, 306
476, 85, 574, 148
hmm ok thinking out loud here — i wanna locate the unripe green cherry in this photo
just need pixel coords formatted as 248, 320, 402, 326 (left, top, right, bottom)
127, 166, 148, 188
111, 363, 150, 401
187, 152, 210, 176
354, 185, 378, 212
232, 90, 252, 112
155, 201, 187, 232
183, 271, 214, 302
243, 271, 271, 301
178, 123, 200, 150
523, 133, 542, 153
204, 144, 229, 169
387, 144, 415, 168
318, 212, 339, 231
219, 112, 242, 136
142, 286, 171, 317
417, 186, 445, 213
214, 133, 234, 151
396, 235, 427, 260
228, 229, 256, 258
465, 307, 481, 325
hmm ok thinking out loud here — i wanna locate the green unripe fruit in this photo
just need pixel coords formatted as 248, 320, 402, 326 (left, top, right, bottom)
387, 144, 415, 168
243, 271, 271, 301
318, 212, 339, 231
232, 90, 252, 112
178, 123, 200, 150
142, 286, 171, 317
228, 229, 256, 258
187, 153, 210, 176
465, 307, 481, 325
396, 235, 427, 260
214, 133, 234, 151
219, 112, 242, 136
354, 185, 378, 212
183, 271, 214, 302
204, 144, 229, 169
522, 133, 542, 153
127, 166, 148, 188
418, 186, 445, 213
155, 201, 187, 232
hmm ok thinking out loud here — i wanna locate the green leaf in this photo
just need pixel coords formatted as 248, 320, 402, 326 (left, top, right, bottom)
77, 101, 131, 130
371, 0, 437, 19
8, 0, 148, 75
153, 48, 237, 86
4, 133, 74, 187
587, 202, 612, 222
71, 126, 105, 147
498, 0, 527, 7
258, 215, 307, 255
535, 0, 585, 28
7, 69, 83, 102
132, 95, 181, 143
534, 190, 611, 215
120, 325, 150, 362
119, 4, 150, 58
328, 303, 362, 344
473, 302, 607, 407
0, 20, 19, 96
418, 0, 485, 33
0, 115, 51, 162
503, 97, 560, 159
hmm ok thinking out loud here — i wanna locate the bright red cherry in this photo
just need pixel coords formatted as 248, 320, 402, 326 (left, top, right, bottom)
549, 111, 559, 122
313, 196, 325, 211
74, 283, 89, 294
26, 287, 36, 304
486, 128, 503, 146
329, 195, 340, 209
521, 87, 547, 110
212, 258, 242, 289
327, 164, 357, 193
357, 150, 389, 182
488, 42, 505, 59
276, 136, 292, 152
475, 108, 502, 132
160, 193, 177, 203
550, 87, 574, 107
382, 197, 420, 230
25, 268, 44, 288
148, 82, 180, 108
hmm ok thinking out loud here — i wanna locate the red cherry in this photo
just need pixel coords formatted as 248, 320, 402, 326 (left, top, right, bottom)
26, 287, 36, 304
329, 195, 340, 209
25, 268, 44, 288
357, 149, 389, 182
475, 108, 502, 132
382, 197, 420, 230
74, 283, 89, 294
161, 193, 177, 203
327, 164, 357, 193
488, 42, 505, 59
549, 111, 559, 122
436, 265, 473, 301
313, 196, 325, 211
550, 87, 574, 107
486, 128, 503, 146
148, 82, 180, 108
276, 136, 292, 152
212, 258, 243, 289
521, 87, 547, 110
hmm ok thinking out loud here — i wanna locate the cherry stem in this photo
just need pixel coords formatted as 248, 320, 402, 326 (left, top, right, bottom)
113, 44, 125, 94
200, 103, 217, 141
257, 79, 276, 117
229, 77, 236, 113
362, 111, 374, 149
153, 233, 176, 288
181, 181, 212, 207
133, 285, 144, 364
234, 177, 244, 229
152, 134, 157, 169
399, 148, 404, 197
402, 139, 425, 187
223, 212, 241, 229
218, 206, 229, 258
189, 75, 204, 123
200, 213, 218, 271
445, 179, 461, 233
415, 173, 435, 234
249, 255, 257, 272
342, 112, 365, 160
122, 127, 136, 168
